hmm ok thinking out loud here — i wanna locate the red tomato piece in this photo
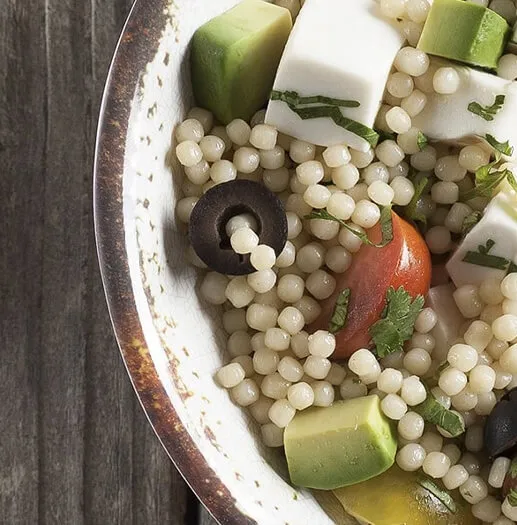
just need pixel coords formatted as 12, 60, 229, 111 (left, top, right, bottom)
309, 212, 431, 359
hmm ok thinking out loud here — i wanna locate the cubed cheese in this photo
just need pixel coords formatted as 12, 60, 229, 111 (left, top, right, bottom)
446, 192, 517, 287
265, 0, 405, 151
413, 59, 517, 156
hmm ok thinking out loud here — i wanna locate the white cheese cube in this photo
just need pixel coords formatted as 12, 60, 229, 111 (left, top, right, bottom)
446, 192, 517, 287
265, 0, 405, 151
426, 284, 465, 362
413, 60, 517, 157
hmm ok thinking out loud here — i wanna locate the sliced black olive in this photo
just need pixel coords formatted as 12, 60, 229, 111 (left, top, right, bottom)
485, 387, 517, 458
189, 180, 287, 275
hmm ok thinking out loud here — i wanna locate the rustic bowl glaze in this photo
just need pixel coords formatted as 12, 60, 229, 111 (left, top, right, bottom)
94, 1, 355, 523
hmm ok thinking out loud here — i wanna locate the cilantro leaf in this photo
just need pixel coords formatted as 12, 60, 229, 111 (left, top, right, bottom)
418, 477, 457, 513
417, 131, 428, 151
402, 174, 432, 226
329, 289, 351, 334
468, 94, 505, 122
461, 157, 510, 201
369, 287, 424, 357
462, 211, 482, 236
414, 389, 465, 437
486, 134, 514, 156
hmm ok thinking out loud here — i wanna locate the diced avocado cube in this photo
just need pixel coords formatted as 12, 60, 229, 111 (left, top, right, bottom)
190, 0, 292, 125
418, 0, 509, 69
284, 396, 397, 490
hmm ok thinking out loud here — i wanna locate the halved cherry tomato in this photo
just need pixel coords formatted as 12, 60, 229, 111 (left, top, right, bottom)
310, 212, 431, 359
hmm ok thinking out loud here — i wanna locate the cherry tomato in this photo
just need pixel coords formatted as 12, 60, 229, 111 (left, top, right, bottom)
310, 212, 431, 359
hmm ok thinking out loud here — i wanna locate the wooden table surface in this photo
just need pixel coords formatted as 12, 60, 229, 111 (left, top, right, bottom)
1, 1, 217, 523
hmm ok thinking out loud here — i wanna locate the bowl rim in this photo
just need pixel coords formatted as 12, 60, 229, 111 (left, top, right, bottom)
93, 1, 256, 523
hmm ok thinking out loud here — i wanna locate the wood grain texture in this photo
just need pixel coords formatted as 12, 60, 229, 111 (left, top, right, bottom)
0, 1, 217, 523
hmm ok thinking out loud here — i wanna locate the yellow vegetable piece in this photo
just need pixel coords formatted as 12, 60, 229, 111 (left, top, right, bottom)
333, 466, 481, 525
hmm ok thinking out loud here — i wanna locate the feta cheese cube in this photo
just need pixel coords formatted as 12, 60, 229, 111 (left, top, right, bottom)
446, 192, 517, 287
265, 0, 405, 151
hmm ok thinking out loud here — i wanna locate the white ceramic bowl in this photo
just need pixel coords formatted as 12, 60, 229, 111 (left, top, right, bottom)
94, 1, 356, 523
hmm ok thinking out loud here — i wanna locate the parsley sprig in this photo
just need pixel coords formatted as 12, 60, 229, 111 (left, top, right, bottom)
468, 94, 505, 122
369, 287, 424, 358
417, 131, 428, 151
328, 289, 351, 334
402, 173, 432, 226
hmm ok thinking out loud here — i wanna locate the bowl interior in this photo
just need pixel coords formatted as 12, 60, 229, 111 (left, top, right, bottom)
96, 0, 352, 523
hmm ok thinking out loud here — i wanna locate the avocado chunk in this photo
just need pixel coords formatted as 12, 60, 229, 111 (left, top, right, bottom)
417, 0, 509, 69
190, 1, 292, 125
284, 396, 396, 490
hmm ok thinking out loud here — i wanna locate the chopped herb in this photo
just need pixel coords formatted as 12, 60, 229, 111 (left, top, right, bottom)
463, 239, 510, 270
486, 134, 514, 157
414, 389, 465, 437
509, 488, 517, 507
329, 289, 351, 334
417, 131, 428, 151
461, 211, 482, 236
369, 287, 424, 358
376, 129, 396, 142
418, 477, 457, 513
271, 90, 379, 147
468, 94, 505, 121
461, 157, 511, 201
403, 174, 432, 226
305, 206, 393, 248
508, 261, 517, 274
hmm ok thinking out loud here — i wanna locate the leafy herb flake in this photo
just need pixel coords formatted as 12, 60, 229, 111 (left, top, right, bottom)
508, 488, 517, 507
417, 131, 428, 151
486, 134, 514, 157
305, 206, 393, 248
271, 90, 379, 147
463, 239, 510, 271
468, 94, 505, 121
329, 289, 351, 334
369, 287, 424, 358
461, 211, 482, 236
461, 157, 513, 201
402, 174, 432, 226
418, 477, 457, 513
414, 389, 465, 437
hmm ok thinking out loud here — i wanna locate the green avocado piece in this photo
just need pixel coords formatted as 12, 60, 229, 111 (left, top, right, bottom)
417, 0, 509, 69
190, 0, 292, 125
284, 396, 397, 490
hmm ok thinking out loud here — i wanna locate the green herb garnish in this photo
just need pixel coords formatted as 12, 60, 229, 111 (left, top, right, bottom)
403, 174, 432, 226
461, 211, 482, 236
369, 287, 424, 358
508, 489, 517, 507
417, 131, 428, 151
376, 129, 396, 142
418, 477, 457, 513
508, 261, 517, 274
414, 389, 465, 438
461, 157, 515, 201
329, 289, 351, 334
271, 90, 379, 147
463, 239, 510, 270
306, 206, 393, 248
468, 94, 505, 122
486, 133, 514, 156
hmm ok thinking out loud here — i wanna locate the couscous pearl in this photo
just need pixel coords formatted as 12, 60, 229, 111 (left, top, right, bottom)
363, 161, 390, 185
472, 496, 502, 522
409, 333, 436, 352
176, 140, 203, 167
294, 295, 322, 324
493, 315, 517, 341
377, 368, 403, 394
380, 0, 406, 18
386, 107, 412, 134
261, 423, 284, 448
460, 476, 488, 505
296, 160, 324, 185
255, 288, 284, 310
290, 331, 309, 359
231, 356, 254, 377
312, 381, 335, 406
277, 357, 304, 383
487, 337, 509, 360
381, 350, 405, 369
387, 72, 415, 99
439, 367, 468, 396
401, 89, 427, 117
390, 176, 415, 206
351, 200, 381, 229
398, 412, 425, 441
489, 457, 511, 488
226, 119, 251, 146
396, 443, 427, 472
431, 181, 459, 205
434, 155, 467, 182
216, 363, 246, 389
397, 127, 422, 155
394, 47, 430, 77
340, 378, 368, 399
361, 364, 381, 385
326, 363, 347, 386
347, 182, 370, 202
223, 309, 248, 334
275, 241, 296, 269
287, 382, 314, 410
401, 19, 424, 47
225, 276, 255, 308
185, 159, 210, 185
503, 497, 517, 520
490, 0, 517, 23
261, 373, 291, 400
443, 464, 469, 490
431, 386, 452, 409
338, 224, 365, 253
381, 394, 408, 420
263, 167, 289, 193
277, 307, 305, 336
187, 107, 213, 132
454, 285, 484, 319
246, 304, 278, 332
308, 331, 336, 358
296, 243, 325, 273
444, 202, 473, 234
231, 379, 260, 406
460, 452, 482, 475
401, 376, 427, 406
406, 0, 430, 22
415, 308, 438, 334
492, 363, 512, 390
247, 270, 277, 294
503, 299, 517, 315
442, 444, 462, 465
498, 53, 517, 80
502, 273, 517, 300
367, 181, 395, 206
250, 245, 276, 271
249, 124, 278, 150
304, 355, 331, 380
265, 327, 290, 352
494, 516, 514, 525
465, 424, 484, 453
310, 218, 340, 240
376, 140, 405, 168
211, 125, 232, 152
325, 246, 353, 274
425, 226, 451, 255
226, 214, 258, 237
253, 348, 280, 375
304, 184, 331, 209
469, 364, 496, 393
332, 164, 360, 190
260, 146, 285, 170
231, 227, 259, 254
323, 144, 351, 168
447, 344, 479, 372
290, 140, 316, 164
459, 145, 490, 172
200, 135, 225, 162
403, 348, 432, 376
388, 161, 410, 180
234, 147, 260, 174
327, 192, 356, 220
268, 399, 296, 428
200, 272, 228, 305
176, 118, 204, 143
348, 349, 378, 376
420, 432, 443, 453
176, 197, 199, 223
305, 269, 336, 300
433, 67, 460, 94
410, 145, 436, 171
500, 344, 517, 373
464, 320, 492, 351
290, 175, 308, 195
423, 452, 451, 479
249, 396, 275, 424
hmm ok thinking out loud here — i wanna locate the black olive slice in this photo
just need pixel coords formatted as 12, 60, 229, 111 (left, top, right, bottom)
189, 180, 287, 275
485, 387, 517, 458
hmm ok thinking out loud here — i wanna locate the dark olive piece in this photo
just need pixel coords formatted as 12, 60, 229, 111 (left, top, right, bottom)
189, 180, 288, 275
484, 387, 517, 458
